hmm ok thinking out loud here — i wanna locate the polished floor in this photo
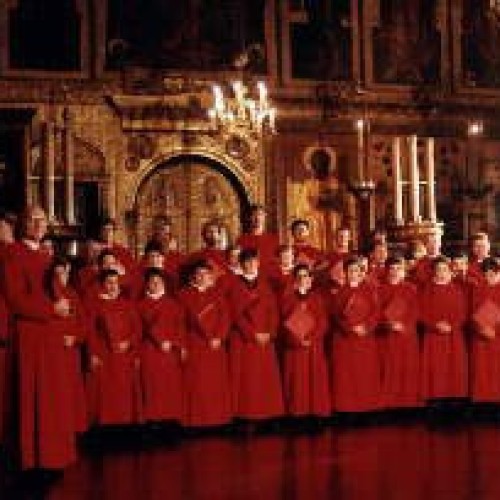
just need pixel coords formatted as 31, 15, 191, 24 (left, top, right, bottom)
3, 417, 500, 499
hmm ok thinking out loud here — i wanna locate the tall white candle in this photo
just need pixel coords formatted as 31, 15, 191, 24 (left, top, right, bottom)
392, 137, 403, 224
409, 135, 420, 223
426, 138, 437, 222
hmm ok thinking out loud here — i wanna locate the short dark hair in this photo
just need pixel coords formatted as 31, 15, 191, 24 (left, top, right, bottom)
144, 240, 164, 256
239, 247, 259, 264
98, 268, 119, 284
97, 249, 116, 268
144, 267, 166, 283
431, 255, 450, 270
293, 263, 311, 278
290, 219, 309, 232
481, 256, 499, 274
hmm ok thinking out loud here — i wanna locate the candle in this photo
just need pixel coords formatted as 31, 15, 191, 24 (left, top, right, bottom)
392, 137, 403, 224
408, 135, 420, 223
426, 138, 437, 222
356, 119, 364, 181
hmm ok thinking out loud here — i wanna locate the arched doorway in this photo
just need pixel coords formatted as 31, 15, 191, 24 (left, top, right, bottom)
134, 155, 249, 254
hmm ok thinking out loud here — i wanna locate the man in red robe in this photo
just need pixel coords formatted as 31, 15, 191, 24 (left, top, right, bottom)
378, 256, 421, 409
237, 204, 279, 273
229, 248, 284, 423
330, 256, 381, 414
138, 268, 185, 424
177, 259, 232, 428
420, 256, 468, 404
0, 210, 15, 449
86, 269, 142, 426
100, 217, 137, 277
3, 206, 76, 470
468, 232, 491, 284
366, 240, 388, 287
470, 257, 500, 405
280, 264, 330, 418
411, 230, 443, 287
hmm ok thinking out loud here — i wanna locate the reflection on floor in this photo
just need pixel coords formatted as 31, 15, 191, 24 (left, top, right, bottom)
2, 417, 500, 500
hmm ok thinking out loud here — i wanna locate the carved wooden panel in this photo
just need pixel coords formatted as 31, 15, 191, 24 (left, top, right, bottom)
135, 159, 242, 253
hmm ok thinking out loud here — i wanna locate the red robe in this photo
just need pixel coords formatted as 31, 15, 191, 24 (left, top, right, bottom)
236, 232, 280, 272
280, 289, 330, 416
87, 295, 142, 425
378, 281, 421, 408
138, 294, 185, 422
330, 283, 381, 412
229, 276, 284, 420
49, 283, 88, 434
293, 243, 324, 268
470, 282, 500, 402
178, 285, 232, 427
0, 293, 10, 445
420, 282, 468, 400
268, 265, 294, 296
3, 242, 77, 470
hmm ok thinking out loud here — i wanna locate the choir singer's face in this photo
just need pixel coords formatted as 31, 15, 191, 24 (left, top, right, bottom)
54, 263, 71, 286
146, 275, 165, 296
472, 237, 490, 261
484, 269, 499, 286
241, 256, 259, 276
103, 275, 120, 298
25, 207, 48, 242
346, 263, 362, 286
192, 267, 213, 289
295, 269, 312, 291
387, 262, 405, 283
433, 261, 452, 284
145, 250, 164, 269
292, 223, 309, 243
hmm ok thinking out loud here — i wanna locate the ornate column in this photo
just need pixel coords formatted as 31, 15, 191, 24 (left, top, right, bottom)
43, 122, 56, 222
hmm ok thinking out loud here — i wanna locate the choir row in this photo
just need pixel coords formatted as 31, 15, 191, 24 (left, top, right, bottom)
0, 206, 498, 475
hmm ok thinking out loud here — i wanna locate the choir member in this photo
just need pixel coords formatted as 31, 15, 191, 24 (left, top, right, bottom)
412, 231, 443, 287
290, 219, 323, 267
330, 256, 381, 413
268, 244, 295, 295
378, 256, 421, 409
138, 268, 185, 424
468, 232, 491, 284
226, 245, 242, 276
420, 257, 468, 403
229, 248, 284, 422
237, 205, 279, 272
99, 217, 137, 276
87, 269, 142, 426
137, 241, 168, 296
46, 257, 88, 435
367, 240, 388, 286
3, 206, 76, 470
177, 260, 232, 427
320, 227, 352, 288
470, 257, 500, 404
280, 264, 330, 418
40, 235, 55, 258
0, 210, 15, 448
146, 214, 179, 254
75, 239, 103, 297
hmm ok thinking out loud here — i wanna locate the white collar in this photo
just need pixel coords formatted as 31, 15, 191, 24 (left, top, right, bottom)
146, 290, 165, 300
22, 239, 40, 251
242, 271, 259, 282
99, 292, 119, 301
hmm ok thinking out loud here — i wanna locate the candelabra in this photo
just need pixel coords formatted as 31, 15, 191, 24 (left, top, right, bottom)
207, 81, 277, 136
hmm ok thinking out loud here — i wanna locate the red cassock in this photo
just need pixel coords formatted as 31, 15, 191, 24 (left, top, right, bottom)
87, 295, 142, 426
49, 283, 88, 435
138, 294, 185, 422
236, 232, 280, 271
467, 259, 486, 286
470, 282, 500, 402
330, 283, 381, 412
378, 281, 421, 409
0, 293, 10, 445
3, 242, 77, 470
229, 276, 284, 420
411, 256, 435, 288
177, 285, 232, 427
293, 244, 324, 268
420, 282, 468, 400
267, 266, 294, 296
280, 289, 330, 417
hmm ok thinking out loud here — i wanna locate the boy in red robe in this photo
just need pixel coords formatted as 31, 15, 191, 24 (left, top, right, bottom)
268, 244, 295, 295
290, 219, 324, 268
330, 256, 381, 414
280, 264, 330, 418
378, 256, 421, 410
177, 260, 232, 428
229, 248, 284, 424
470, 257, 500, 406
4, 206, 75, 470
87, 269, 142, 427
420, 256, 468, 406
138, 268, 186, 424
468, 232, 491, 285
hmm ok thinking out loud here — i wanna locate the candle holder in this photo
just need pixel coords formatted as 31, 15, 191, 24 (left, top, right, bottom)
348, 179, 376, 199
